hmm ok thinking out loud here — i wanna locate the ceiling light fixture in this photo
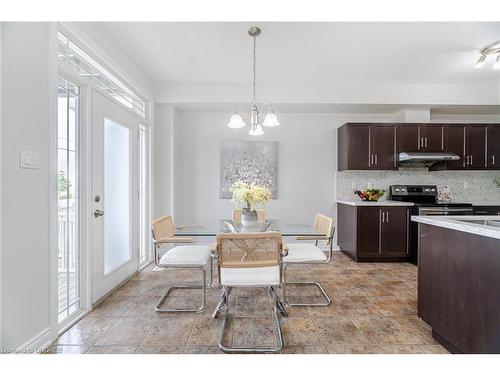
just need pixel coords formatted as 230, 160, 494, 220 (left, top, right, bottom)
227, 26, 279, 136
474, 40, 500, 69
474, 54, 486, 68
494, 54, 500, 70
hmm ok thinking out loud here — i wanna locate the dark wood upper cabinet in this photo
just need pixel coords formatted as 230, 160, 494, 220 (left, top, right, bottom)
445, 125, 466, 169
397, 124, 420, 152
339, 122, 498, 171
445, 124, 487, 170
371, 125, 396, 170
421, 124, 445, 152
337, 123, 371, 170
467, 125, 487, 169
487, 125, 500, 170
397, 124, 444, 153
338, 123, 396, 171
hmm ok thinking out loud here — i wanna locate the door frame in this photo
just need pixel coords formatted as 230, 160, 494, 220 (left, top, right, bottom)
55, 70, 91, 333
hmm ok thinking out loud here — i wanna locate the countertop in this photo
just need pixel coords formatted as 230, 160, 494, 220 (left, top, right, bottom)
467, 202, 500, 206
337, 199, 500, 207
412, 215, 500, 240
336, 199, 414, 207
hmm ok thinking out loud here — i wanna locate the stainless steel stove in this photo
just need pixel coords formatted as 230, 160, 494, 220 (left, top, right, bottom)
388, 185, 473, 264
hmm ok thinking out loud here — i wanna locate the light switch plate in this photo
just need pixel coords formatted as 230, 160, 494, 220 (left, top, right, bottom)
19, 150, 40, 169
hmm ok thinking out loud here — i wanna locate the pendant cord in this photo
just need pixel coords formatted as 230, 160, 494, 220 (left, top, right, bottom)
252, 34, 256, 104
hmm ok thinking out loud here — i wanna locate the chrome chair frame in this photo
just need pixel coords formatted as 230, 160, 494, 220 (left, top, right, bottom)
152, 232, 214, 313
212, 233, 288, 354
282, 228, 335, 307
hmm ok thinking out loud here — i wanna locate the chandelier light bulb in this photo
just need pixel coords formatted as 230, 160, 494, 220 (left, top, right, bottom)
474, 54, 486, 69
227, 113, 246, 128
249, 124, 264, 136
494, 54, 500, 69
263, 110, 280, 127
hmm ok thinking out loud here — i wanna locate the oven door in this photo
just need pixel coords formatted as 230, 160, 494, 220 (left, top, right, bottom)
418, 207, 473, 216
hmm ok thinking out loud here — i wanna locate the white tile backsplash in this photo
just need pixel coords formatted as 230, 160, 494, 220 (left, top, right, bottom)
336, 169, 500, 203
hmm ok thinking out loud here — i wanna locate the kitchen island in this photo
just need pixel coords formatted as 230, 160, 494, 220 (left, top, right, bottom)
412, 215, 500, 353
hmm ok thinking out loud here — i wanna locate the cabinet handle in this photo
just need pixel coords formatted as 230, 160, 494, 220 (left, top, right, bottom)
370, 154, 373, 166
424, 137, 428, 148
380, 210, 384, 223
470, 155, 473, 166
374, 154, 378, 165
492, 155, 495, 166
420, 137, 423, 148
385, 212, 389, 222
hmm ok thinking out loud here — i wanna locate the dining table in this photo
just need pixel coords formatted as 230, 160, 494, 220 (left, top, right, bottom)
175, 219, 322, 237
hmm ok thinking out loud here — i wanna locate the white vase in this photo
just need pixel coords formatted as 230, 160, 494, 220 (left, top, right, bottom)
241, 205, 258, 226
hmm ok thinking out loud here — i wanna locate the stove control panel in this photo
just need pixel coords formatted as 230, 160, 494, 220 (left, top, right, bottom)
390, 185, 437, 197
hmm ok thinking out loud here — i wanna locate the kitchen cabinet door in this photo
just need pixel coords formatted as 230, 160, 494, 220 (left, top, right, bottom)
421, 125, 444, 152
370, 124, 397, 170
487, 125, 500, 170
357, 207, 381, 256
467, 125, 487, 169
380, 207, 410, 256
347, 124, 371, 170
397, 124, 420, 152
446, 125, 466, 169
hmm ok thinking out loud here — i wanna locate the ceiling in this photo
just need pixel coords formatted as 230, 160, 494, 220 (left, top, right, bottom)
98, 22, 500, 85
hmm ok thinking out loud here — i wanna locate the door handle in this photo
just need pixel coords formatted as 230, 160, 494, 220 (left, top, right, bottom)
94, 209, 104, 218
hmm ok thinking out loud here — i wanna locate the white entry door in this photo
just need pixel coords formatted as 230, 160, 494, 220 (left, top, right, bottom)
92, 90, 139, 303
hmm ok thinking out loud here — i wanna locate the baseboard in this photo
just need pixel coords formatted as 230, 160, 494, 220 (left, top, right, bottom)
15, 326, 53, 354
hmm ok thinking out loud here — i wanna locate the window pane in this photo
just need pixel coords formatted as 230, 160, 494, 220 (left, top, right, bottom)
57, 76, 80, 324
104, 118, 131, 274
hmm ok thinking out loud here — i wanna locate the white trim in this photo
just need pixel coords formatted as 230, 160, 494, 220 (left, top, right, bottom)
47, 22, 60, 349
58, 22, 153, 122
0, 21, 3, 348
16, 327, 52, 354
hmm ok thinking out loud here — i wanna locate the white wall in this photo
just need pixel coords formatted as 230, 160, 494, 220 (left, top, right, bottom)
1, 23, 53, 349
159, 109, 392, 228
0, 22, 155, 350
152, 104, 176, 218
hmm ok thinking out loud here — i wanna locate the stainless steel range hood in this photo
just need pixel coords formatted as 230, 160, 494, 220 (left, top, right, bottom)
398, 152, 460, 167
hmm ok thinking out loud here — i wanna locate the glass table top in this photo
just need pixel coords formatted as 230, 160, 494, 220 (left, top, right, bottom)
174, 219, 320, 237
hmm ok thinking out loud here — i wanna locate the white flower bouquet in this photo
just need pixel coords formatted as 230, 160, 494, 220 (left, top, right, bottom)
229, 181, 272, 210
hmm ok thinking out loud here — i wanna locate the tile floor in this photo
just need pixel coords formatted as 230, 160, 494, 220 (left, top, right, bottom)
50, 252, 449, 354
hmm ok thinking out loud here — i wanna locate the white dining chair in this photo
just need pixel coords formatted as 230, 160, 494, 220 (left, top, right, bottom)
211, 232, 288, 353
282, 213, 335, 306
151, 215, 213, 312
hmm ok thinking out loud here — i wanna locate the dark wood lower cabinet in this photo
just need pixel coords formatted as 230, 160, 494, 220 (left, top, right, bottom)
338, 203, 410, 261
417, 223, 500, 353
472, 206, 500, 215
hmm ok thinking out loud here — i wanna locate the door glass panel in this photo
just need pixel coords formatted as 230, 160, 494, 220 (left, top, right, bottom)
104, 118, 131, 274
139, 125, 150, 266
57, 77, 80, 323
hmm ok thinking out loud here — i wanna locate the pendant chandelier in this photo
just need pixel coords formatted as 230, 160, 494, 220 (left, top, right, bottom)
227, 26, 280, 135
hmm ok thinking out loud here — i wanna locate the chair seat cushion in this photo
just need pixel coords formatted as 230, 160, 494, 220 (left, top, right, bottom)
220, 266, 280, 287
159, 245, 211, 266
284, 243, 327, 263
